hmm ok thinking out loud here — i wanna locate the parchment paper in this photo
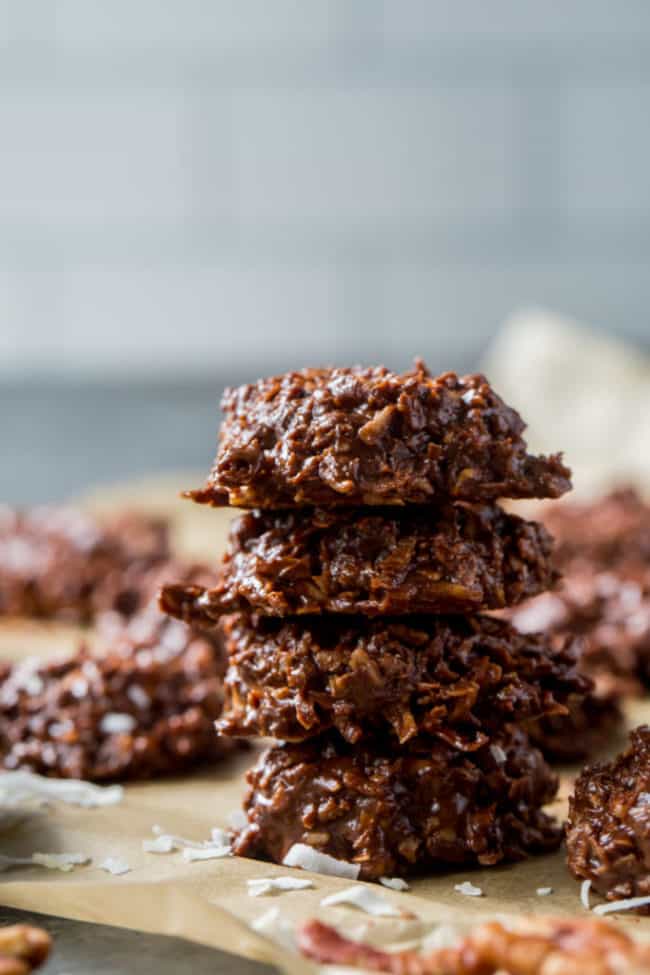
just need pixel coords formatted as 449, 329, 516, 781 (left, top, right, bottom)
1, 699, 649, 975
1, 418, 650, 970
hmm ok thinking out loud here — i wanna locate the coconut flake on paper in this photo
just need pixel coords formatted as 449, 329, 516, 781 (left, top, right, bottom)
454, 881, 483, 897
99, 857, 131, 876
247, 876, 314, 897
320, 886, 405, 917
0, 770, 123, 809
282, 843, 359, 880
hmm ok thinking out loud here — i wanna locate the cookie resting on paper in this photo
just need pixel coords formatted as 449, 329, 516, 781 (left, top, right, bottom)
233, 727, 560, 880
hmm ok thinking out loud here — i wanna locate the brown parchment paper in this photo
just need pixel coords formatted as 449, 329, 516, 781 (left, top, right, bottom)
1, 475, 650, 973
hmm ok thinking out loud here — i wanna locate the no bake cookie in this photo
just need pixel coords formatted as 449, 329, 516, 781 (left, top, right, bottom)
163, 502, 556, 619
190, 365, 571, 509
234, 727, 560, 880
215, 612, 586, 747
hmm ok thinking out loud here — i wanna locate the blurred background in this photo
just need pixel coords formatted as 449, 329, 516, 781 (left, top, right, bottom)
2, 2, 650, 502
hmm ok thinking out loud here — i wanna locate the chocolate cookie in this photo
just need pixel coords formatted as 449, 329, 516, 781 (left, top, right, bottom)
566, 725, 650, 910
215, 612, 587, 747
0, 605, 233, 782
0, 506, 170, 622
544, 487, 650, 572
526, 684, 623, 763
163, 503, 556, 619
190, 364, 571, 509
509, 567, 650, 695
233, 727, 560, 880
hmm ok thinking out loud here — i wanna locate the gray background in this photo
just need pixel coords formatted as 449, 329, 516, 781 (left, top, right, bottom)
2, 2, 650, 501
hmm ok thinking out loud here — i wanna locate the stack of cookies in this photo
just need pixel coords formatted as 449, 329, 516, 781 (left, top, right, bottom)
162, 362, 587, 879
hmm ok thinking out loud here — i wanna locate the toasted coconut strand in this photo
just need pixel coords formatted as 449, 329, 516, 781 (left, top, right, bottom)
99, 857, 130, 876
299, 916, 650, 975
0, 852, 89, 873
142, 824, 231, 860
0, 771, 123, 808
593, 894, 650, 915
247, 876, 314, 897
454, 881, 483, 897
581, 879, 591, 910
31, 852, 89, 872
320, 886, 405, 918
380, 877, 410, 892
282, 843, 360, 879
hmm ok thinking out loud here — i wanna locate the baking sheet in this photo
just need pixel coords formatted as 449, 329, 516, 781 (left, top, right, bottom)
1, 475, 649, 973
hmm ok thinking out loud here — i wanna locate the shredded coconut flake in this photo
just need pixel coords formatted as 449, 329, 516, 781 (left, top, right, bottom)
151, 824, 205, 849
0, 771, 122, 808
143, 825, 231, 859
99, 712, 136, 735
454, 881, 483, 898
320, 885, 404, 917
32, 852, 89, 872
490, 744, 507, 764
99, 856, 131, 876
251, 907, 296, 951
593, 895, 650, 916
182, 845, 231, 862
126, 685, 150, 710
70, 678, 88, 699
143, 835, 175, 854
282, 843, 360, 880
0, 850, 89, 873
536, 887, 553, 896
379, 876, 409, 892
580, 879, 591, 910
247, 876, 314, 897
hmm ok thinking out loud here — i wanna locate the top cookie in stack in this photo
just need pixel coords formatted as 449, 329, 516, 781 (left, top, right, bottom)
162, 362, 583, 880
188, 363, 571, 509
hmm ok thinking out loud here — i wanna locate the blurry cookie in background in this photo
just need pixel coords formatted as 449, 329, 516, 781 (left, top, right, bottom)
0, 505, 170, 623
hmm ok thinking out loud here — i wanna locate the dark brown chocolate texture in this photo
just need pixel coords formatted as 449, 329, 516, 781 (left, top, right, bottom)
509, 489, 650, 703
526, 684, 623, 763
233, 727, 560, 880
0, 603, 234, 782
566, 725, 650, 910
161, 359, 577, 876
214, 612, 586, 747
190, 365, 571, 509
162, 502, 556, 619
0, 505, 170, 623
544, 486, 650, 571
